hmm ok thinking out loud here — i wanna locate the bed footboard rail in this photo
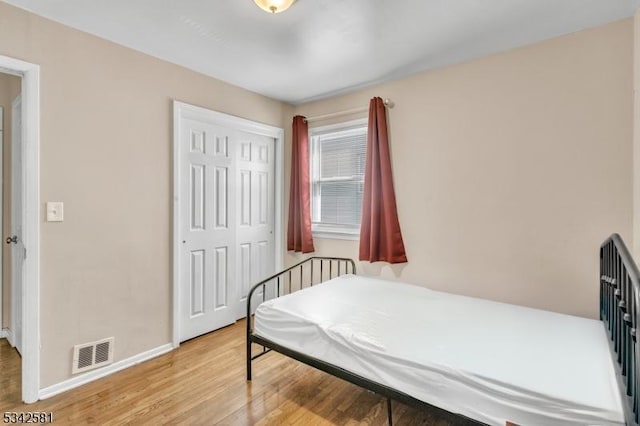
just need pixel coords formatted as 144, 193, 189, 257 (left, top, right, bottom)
246, 256, 356, 380
601, 234, 640, 426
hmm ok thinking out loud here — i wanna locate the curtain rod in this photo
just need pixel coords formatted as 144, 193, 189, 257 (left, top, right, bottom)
304, 98, 393, 123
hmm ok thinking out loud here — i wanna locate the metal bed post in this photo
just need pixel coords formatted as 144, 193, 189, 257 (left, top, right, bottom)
246, 291, 253, 381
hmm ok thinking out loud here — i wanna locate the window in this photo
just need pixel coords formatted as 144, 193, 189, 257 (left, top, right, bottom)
309, 119, 367, 239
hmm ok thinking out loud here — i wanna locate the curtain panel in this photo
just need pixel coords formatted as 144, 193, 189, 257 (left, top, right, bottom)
359, 97, 407, 263
287, 115, 315, 253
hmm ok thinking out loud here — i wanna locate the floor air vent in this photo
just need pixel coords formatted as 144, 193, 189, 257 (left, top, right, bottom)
72, 337, 114, 374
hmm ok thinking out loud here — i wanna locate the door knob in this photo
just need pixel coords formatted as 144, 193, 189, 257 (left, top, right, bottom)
6, 236, 17, 244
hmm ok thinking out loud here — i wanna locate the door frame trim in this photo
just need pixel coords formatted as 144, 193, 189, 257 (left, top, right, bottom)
10, 94, 20, 353
0, 55, 41, 403
171, 101, 284, 348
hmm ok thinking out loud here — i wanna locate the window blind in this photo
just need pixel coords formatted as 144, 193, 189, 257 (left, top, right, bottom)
311, 127, 367, 231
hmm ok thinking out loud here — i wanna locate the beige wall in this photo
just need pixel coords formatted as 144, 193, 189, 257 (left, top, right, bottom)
0, 72, 20, 330
0, 2, 286, 388
288, 19, 633, 320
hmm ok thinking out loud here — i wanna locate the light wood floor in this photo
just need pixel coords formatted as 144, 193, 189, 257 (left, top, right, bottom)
0, 322, 464, 425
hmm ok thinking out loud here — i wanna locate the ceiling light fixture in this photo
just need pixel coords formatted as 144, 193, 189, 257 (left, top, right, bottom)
254, 0, 296, 14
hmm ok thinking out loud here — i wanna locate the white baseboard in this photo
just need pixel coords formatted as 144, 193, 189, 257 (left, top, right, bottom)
39, 343, 173, 400
1, 328, 14, 346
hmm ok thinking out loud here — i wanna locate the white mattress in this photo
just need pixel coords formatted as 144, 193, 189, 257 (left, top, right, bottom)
253, 274, 624, 426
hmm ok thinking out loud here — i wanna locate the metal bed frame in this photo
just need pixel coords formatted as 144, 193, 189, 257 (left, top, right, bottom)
601, 233, 640, 426
245, 238, 640, 425
246, 256, 483, 425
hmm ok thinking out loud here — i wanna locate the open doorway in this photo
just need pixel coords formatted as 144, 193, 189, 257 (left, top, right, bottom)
0, 54, 40, 404
0, 71, 21, 405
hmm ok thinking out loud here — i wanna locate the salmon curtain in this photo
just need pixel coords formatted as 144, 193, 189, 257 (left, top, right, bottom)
359, 97, 407, 263
287, 116, 315, 253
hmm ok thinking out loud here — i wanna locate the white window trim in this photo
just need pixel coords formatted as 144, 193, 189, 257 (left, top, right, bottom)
309, 118, 367, 240
312, 227, 360, 241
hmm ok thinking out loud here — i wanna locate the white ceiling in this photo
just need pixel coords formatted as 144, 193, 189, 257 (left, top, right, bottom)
4, 0, 639, 104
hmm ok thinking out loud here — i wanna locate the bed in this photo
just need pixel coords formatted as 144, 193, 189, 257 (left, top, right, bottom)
246, 235, 638, 425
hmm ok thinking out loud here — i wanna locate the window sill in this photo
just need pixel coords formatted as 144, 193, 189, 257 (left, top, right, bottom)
312, 230, 360, 241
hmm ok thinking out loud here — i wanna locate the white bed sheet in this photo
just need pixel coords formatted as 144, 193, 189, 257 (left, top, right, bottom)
253, 274, 624, 426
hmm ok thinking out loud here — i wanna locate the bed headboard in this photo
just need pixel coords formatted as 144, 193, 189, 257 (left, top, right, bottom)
601, 234, 640, 426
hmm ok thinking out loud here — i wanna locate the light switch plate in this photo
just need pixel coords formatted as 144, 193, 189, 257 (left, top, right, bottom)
46, 202, 64, 222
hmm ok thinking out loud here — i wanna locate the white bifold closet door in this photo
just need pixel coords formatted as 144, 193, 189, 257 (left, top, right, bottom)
180, 119, 275, 342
